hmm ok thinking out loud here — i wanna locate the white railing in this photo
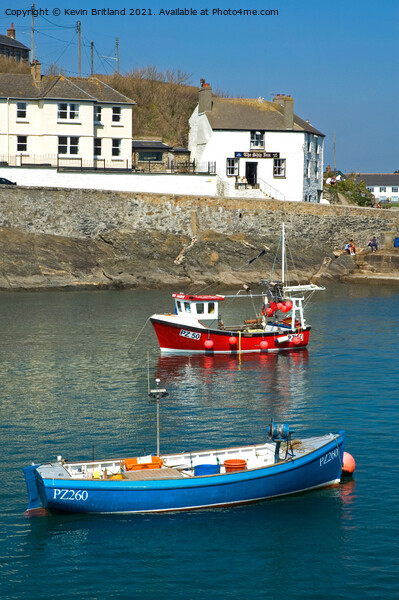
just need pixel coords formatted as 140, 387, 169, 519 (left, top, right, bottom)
258, 177, 285, 201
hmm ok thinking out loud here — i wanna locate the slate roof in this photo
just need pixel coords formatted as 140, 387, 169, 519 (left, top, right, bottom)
0, 34, 29, 51
0, 73, 134, 104
206, 97, 324, 136
132, 140, 171, 151
349, 173, 399, 186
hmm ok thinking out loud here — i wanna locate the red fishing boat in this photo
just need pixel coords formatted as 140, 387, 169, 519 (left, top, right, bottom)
150, 225, 324, 354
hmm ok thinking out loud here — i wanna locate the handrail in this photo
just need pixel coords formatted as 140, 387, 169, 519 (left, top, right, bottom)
258, 177, 285, 201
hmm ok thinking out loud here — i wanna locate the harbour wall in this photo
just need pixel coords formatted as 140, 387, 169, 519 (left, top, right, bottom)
0, 185, 399, 290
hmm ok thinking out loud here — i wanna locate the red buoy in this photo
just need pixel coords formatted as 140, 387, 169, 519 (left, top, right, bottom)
228, 336, 237, 345
342, 452, 356, 476
266, 307, 273, 316
285, 300, 293, 310
277, 302, 284, 311
260, 340, 269, 350
281, 305, 289, 313
204, 339, 214, 349
292, 336, 302, 345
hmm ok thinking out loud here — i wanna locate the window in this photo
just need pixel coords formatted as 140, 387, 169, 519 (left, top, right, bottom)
112, 139, 121, 157
58, 136, 79, 155
94, 138, 102, 157
94, 106, 102, 123
58, 103, 79, 120
367, 187, 374, 192
176, 300, 182, 312
392, 187, 398, 193
17, 102, 27, 119
273, 158, 286, 177
250, 131, 264, 149
226, 158, 239, 176
112, 106, 121, 122
315, 136, 319, 154
17, 136, 27, 152
379, 187, 386, 192
138, 151, 163, 162
208, 303, 215, 314
184, 302, 191, 313
196, 303, 204, 314
305, 159, 310, 178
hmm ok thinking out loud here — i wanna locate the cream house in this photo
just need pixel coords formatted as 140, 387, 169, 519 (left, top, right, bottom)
0, 62, 134, 169
189, 82, 325, 202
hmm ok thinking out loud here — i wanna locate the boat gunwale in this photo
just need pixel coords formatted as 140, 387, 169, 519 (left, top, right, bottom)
37, 433, 344, 489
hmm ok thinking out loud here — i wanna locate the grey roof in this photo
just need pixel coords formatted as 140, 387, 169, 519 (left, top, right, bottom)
0, 34, 29, 51
132, 140, 171, 151
0, 73, 134, 104
349, 173, 399, 186
206, 97, 324, 136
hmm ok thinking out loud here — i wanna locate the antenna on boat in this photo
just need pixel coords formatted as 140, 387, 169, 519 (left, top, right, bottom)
149, 378, 168, 456
282, 222, 286, 287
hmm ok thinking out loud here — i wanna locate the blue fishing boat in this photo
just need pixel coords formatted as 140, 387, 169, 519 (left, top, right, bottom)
23, 420, 352, 515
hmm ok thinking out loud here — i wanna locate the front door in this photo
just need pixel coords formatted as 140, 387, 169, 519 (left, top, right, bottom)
245, 162, 257, 186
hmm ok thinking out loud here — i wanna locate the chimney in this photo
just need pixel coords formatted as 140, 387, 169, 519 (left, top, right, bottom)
198, 80, 212, 114
7, 23, 16, 39
273, 94, 294, 130
31, 60, 41, 83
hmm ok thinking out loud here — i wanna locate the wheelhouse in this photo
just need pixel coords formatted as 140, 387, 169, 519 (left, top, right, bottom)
172, 293, 225, 320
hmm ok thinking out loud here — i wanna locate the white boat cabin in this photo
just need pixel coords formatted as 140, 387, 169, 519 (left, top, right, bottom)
172, 293, 224, 321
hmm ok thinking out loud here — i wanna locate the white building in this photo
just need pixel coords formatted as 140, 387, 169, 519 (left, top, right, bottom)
0, 62, 134, 169
351, 173, 399, 204
189, 82, 325, 202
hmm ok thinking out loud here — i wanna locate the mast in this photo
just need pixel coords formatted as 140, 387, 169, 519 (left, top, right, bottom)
282, 222, 285, 286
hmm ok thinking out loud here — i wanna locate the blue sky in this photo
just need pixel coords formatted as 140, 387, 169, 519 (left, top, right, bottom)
1, 0, 398, 172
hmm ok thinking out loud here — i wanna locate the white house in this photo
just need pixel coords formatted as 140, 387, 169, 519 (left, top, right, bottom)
0, 62, 134, 169
350, 173, 399, 204
188, 82, 325, 202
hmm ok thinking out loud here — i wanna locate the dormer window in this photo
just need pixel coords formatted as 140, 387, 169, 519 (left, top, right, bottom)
250, 131, 265, 149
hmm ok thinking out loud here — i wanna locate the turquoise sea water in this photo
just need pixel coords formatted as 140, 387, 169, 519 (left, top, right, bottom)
1, 284, 399, 599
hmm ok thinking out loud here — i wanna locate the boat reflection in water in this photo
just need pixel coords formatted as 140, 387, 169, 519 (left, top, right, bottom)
155, 350, 310, 418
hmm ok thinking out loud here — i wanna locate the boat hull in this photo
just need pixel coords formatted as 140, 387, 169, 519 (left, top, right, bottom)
31, 434, 344, 514
151, 317, 310, 354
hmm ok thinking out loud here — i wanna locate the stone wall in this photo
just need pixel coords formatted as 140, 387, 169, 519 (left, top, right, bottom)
0, 185, 398, 245
1, 185, 399, 290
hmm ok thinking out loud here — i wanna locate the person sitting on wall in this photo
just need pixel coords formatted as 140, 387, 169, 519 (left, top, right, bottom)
368, 236, 378, 252
345, 240, 356, 255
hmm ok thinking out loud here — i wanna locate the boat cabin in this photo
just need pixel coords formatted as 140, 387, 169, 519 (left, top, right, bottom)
172, 293, 224, 320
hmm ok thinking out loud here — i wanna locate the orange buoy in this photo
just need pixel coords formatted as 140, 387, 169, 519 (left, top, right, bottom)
342, 452, 356, 476
204, 339, 214, 349
229, 336, 237, 345
260, 340, 269, 350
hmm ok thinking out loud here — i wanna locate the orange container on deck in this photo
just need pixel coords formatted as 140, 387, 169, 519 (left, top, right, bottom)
124, 456, 163, 471
224, 459, 247, 473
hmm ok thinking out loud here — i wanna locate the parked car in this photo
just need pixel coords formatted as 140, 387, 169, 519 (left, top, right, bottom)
0, 177, 16, 185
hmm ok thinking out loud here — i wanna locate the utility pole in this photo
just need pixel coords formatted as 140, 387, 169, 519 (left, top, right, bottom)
333, 131, 336, 171
31, 3, 35, 61
77, 21, 81, 77
116, 38, 119, 74
91, 41, 94, 75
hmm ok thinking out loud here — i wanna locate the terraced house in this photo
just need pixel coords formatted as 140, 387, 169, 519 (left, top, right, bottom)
0, 62, 134, 169
189, 81, 325, 202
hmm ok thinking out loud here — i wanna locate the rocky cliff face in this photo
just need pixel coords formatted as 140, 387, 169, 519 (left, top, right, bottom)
0, 187, 398, 291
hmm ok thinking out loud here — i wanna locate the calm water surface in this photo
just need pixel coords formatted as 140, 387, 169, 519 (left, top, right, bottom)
1, 284, 399, 599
